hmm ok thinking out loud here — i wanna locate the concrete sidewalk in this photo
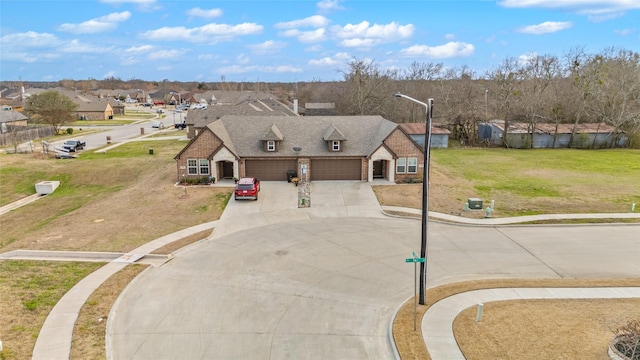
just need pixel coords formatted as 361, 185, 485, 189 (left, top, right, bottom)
30, 221, 218, 360
423, 286, 640, 359
382, 206, 640, 224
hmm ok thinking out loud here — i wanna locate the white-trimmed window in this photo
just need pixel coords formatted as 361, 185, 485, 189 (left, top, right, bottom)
332, 141, 340, 151
396, 158, 406, 173
199, 159, 210, 175
267, 140, 276, 152
407, 157, 418, 173
187, 159, 198, 175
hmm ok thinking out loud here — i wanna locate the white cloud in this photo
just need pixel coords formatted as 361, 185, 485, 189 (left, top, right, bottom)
125, 45, 154, 53
102, 71, 117, 79
334, 21, 414, 41
517, 21, 572, 34
331, 21, 414, 47
615, 28, 633, 36
186, 7, 223, 19
518, 51, 538, 65
275, 15, 329, 29
58, 11, 131, 34
317, 0, 345, 11
61, 39, 114, 54
279, 28, 327, 43
445, 33, 456, 40
400, 42, 475, 58
308, 52, 350, 66
498, 0, 640, 18
142, 23, 263, 43
237, 53, 250, 65
247, 40, 287, 55
340, 38, 377, 48
148, 49, 186, 60
1, 31, 60, 48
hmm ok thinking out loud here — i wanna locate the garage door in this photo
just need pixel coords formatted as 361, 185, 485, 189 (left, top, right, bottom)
311, 159, 362, 180
245, 159, 298, 181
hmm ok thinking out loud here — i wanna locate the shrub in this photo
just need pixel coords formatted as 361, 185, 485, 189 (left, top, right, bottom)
66, 128, 73, 135
613, 319, 640, 360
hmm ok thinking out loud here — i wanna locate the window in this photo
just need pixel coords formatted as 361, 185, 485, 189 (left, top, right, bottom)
332, 141, 340, 151
396, 158, 406, 173
407, 157, 418, 173
267, 140, 275, 151
187, 159, 198, 175
199, 159, 210, 175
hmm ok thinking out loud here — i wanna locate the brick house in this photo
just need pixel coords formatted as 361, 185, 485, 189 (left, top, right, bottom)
174, 115, 424, 183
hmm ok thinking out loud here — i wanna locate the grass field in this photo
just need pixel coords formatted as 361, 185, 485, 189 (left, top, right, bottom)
374, 148, 640, 217
1, 145, 639, 359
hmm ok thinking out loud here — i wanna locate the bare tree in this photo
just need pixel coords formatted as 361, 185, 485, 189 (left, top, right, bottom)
521, 54, 561, 148
585, 48, 640, 148
341, 58, 395, 116
23, 90, 78, 134
486, 57, 525, 147
436, 66, 481, 144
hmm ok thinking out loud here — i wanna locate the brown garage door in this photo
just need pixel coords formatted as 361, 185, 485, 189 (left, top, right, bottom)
245, 159, 297, 181
311, 159, 362, 180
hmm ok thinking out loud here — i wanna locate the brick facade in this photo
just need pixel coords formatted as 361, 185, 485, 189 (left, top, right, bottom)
174, 128, 223, 182
383, 128, 425, 183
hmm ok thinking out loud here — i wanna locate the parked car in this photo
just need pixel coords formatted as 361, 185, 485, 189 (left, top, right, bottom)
234, 177, 260, 200
190, 103, 207, 110
176, 104, 189, 111
152, 121, 164, 128
62, 139, 86, 152
174, 122, 186, 130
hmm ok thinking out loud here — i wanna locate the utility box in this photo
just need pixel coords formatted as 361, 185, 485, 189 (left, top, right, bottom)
468, 198, 483, 210
35, 181, 60, 195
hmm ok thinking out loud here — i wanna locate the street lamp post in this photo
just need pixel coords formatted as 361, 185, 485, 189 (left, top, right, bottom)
394, 92, 433, 305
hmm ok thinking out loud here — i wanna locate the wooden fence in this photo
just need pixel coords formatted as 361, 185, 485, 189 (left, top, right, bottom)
0, 126, 55, 147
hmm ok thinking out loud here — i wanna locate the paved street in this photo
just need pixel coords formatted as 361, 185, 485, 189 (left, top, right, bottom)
106, 182, 640, 360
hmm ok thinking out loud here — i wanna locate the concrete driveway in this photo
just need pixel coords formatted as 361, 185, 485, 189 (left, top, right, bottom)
107, 181, 640, 359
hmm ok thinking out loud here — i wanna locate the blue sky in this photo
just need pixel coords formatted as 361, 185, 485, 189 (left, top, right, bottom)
1, 0, 638, 82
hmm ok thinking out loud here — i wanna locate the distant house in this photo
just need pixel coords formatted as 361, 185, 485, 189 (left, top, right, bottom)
304, 103, 336, 116
174, 115, 424, 183
478, 120, 627, 148
0, 109, 29, 133
399, 123, 450, 148
184, 92, 298, 138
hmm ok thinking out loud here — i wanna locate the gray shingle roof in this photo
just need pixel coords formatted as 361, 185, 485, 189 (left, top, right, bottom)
208, 115, 398, 158
188, 97, 298, 128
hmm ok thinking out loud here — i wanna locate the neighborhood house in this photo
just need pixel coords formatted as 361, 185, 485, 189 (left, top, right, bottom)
174, 115, 425, 183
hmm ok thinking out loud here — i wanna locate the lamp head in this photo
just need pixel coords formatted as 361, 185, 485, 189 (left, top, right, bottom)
394, 92, 402, 98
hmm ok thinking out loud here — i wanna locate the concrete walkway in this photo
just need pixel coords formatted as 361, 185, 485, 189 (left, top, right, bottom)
29, 221, 218, 360
423, 286, 640, 360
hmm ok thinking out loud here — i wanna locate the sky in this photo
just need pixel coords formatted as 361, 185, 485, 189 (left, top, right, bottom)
1, 0, 639, 83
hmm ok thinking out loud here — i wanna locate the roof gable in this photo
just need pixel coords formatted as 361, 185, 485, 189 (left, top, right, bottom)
322, 124, 346, 141
262, 123, 284, 141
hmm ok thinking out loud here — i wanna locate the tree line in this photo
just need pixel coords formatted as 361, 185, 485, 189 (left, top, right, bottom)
8, 46, 639, 148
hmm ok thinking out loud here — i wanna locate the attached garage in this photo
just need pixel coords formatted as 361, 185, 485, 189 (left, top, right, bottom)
311, 159, 362, 180
245, 159, 297, 181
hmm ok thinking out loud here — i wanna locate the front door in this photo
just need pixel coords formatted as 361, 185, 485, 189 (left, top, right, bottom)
373, 160, 384, 178
222, 162, 234, 179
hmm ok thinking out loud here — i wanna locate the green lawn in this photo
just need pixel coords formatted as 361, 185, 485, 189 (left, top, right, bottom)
431, 148, 640, 213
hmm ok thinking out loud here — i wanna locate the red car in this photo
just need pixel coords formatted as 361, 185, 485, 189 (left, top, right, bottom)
234, 177, 260, 200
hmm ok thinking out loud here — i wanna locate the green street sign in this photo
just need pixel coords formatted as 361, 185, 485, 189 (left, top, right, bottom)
405, 257, 425, 263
